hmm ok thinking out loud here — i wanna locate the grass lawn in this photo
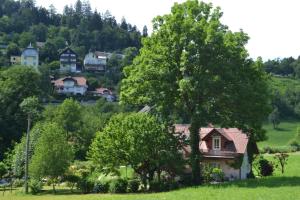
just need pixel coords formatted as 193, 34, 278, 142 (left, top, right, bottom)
270, 76, 300, 94
1, 154, 299, 200
259, 120, 300, 149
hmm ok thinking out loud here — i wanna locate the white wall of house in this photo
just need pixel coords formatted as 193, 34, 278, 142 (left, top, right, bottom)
240, 151, 251, 179
56, 80, 87, 95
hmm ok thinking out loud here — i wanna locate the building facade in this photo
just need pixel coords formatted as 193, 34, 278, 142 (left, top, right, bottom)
53, 76, 88, 95
21, 43, 39, 68
59, 47, 77, 73
84, 52, 107, 72
175, 124, 257, 180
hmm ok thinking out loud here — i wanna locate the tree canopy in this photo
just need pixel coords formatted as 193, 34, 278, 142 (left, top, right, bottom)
121, 0, 271, 184
88, 113, 184, 187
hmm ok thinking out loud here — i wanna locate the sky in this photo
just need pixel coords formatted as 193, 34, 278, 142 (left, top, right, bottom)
35, 0, 300, 60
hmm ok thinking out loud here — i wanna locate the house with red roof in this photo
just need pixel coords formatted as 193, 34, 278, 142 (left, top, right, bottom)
175, 124, 258, 180
52, 76, 88, 95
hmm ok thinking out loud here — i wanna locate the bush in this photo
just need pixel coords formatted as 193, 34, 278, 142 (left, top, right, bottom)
149, 180, 170, 192
109, 178, 128, 193
289, 140, 300, 151
127, 179, 140, 193
258, 157, 274, 176
12, 179, 24, 187
201, 165, 213, 183
93, 180, 110, 193
211, 168, 225, 182
29, 179, 43, 195
77, 178, 94, 194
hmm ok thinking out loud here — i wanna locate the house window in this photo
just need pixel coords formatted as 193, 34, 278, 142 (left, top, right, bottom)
213, 136, 221, 150
210, 162, 221, 169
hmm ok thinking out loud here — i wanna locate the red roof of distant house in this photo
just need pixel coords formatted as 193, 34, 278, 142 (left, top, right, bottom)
53, 76, 87, 87
174, 124, 249, 155
95, 87, 112, 95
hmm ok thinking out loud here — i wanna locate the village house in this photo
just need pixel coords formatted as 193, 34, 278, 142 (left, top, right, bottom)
92, 87, 116, 102
175, 124, 257, 180
84, 52, 107, 72
21, 43, 39, 68
59, 47, 77, 73
10, 56, 21, 65
52, 76, 88, 95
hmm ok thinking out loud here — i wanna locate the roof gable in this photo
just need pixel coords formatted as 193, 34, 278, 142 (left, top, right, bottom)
174, 124, 249, 154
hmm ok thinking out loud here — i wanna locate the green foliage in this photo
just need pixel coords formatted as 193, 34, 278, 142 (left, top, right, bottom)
0, 66, 41, 159
121, 0, 271, 185
211, 168, 225, 182
127, 179, 140, 193
89, 113, 184, 188
93, 180, 110, 193
29, 122, 74, 184
29, 179, 43, 195
109, 179, 128, 194
0, 162, 7, 178
253, 156, 274, 177
273, 152, 289, 174
268, 107, 280, 129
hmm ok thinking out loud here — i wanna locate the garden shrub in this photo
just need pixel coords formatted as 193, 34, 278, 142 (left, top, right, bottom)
201, 164, 213, 183
257, 157, 274, 176
93, 180, 110, 193
109, 178, 128, 193
77, 178, 94, 194
149, 180, 170, 192
211, 168, 225, 182
12, 179, 24, 187
29, 179, 43, 195
127, 179, 140, 193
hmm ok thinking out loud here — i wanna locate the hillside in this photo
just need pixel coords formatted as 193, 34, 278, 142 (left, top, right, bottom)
0, 0, 143, 66
269, 76, 300, 94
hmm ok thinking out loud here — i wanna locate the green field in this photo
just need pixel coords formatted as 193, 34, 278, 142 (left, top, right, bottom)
270, 76, 300, 94
259, 120, 300, 149
1, 154, 299, 200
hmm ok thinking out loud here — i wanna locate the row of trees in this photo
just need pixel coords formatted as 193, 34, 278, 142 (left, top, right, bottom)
264, 56, 300, 77
0, 0, 144, 66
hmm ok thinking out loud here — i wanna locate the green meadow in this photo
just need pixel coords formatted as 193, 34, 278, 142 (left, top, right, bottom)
1, 153, 299, 200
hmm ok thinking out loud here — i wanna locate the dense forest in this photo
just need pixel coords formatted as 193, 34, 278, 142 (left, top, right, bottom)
0, 0, 144, 65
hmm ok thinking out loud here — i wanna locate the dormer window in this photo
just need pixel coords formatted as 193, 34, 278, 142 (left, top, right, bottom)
213, 136, 221, 150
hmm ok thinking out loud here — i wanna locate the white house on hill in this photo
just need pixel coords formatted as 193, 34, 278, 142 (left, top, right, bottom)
52, 76, 88, 95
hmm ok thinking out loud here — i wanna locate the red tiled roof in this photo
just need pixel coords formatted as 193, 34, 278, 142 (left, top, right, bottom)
95, 87, 112, 95
53, 76, 87, 87
174, 124, 249, 154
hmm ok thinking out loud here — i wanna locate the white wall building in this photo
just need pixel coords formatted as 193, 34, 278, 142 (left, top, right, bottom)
53, 76, 88, 95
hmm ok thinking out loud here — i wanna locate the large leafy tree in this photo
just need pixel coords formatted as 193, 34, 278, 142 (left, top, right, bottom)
89, 113, 184, 188
121, 0, 270, 185
29, 122, 74, 193
0, 66, 41, 159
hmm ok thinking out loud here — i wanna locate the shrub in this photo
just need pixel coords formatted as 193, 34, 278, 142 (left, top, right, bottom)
64, 174, 80, 192
149, 180, 170, 192
211, 168, 225, 182
93, 180, 110, 193
127, 179, 140, 193
149, 180, 164, 192
12, 179, 24, 187
201, 165, 213, 183
109, 179, 128, 193
289, 140, 300, 151
77, 178, 94, 194
29, 179, 43, 195
258, 157, 274, 176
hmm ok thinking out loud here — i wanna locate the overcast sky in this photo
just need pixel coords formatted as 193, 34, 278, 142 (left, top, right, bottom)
35, 0, 300, 60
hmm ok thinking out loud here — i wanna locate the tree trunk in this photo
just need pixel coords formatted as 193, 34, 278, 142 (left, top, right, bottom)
24, 115, 31, 194
189, 116, 202, 185
53, 183, 56, 194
